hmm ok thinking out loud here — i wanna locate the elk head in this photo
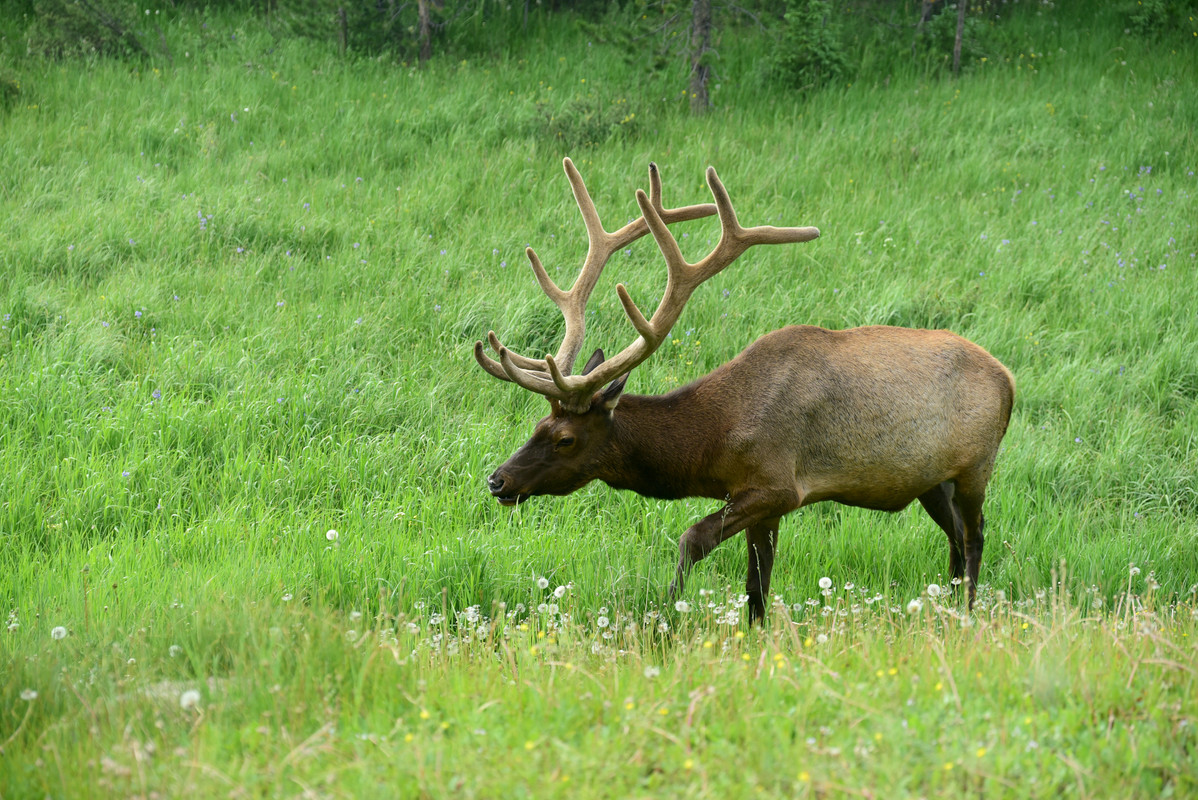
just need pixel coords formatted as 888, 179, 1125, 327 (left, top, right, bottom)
476, 158, 820, 505
485, 349, 629, 506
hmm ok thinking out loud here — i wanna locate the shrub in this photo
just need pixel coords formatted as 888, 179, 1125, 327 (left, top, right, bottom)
1125, 0, 1198, 39
24, 0, 149, 60
766, 0, 849, 92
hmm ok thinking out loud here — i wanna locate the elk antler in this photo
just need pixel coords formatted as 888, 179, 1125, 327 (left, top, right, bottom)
476, 159, 819, 412
475, 157, 717, 388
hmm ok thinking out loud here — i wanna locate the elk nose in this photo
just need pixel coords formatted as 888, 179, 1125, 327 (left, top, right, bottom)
487, 473, 506, 495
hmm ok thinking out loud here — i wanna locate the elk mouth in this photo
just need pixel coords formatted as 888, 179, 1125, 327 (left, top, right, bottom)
494, 493, 530, 507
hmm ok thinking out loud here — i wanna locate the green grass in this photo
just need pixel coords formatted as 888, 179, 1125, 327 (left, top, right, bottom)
2, 1, 1197, 796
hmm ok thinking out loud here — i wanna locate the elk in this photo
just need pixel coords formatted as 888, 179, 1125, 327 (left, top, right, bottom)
476, 158, 1015, 621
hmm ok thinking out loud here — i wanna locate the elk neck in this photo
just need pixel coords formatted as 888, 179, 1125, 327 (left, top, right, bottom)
594, 383, 731, 501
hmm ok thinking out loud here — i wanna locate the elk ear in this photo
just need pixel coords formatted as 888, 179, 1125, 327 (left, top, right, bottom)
594, 373, 629, 412
581, 348, 606, 375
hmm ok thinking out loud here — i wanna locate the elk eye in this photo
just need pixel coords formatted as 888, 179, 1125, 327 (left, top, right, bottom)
555, 436, 575, 450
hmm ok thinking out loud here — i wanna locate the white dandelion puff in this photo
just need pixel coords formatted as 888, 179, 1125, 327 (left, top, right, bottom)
179, 689, 201, 710
51, 626, 68, 640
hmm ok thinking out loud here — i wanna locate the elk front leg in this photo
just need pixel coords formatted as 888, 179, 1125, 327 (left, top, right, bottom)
745, 518, 780, 624
670, 488, 798, 603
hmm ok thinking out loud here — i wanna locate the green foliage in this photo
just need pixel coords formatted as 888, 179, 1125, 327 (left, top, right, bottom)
766, 0, 848, 91
914, 3, 981, 62
24, 0, 149, 59
578, 0, 693, 77
1125, 0, 1198, 39
271, 0, 428, 60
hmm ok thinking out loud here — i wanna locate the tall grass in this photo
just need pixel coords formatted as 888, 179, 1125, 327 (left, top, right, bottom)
1, 0, 1196, 795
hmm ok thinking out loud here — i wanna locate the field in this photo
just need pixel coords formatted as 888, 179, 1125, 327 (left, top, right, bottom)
2, 1, 1197, 796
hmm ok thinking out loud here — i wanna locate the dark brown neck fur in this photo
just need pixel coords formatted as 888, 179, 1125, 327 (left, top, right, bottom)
594, 385, 730, 501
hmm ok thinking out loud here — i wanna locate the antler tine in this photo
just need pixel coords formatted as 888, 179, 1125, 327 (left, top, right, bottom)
558, 166, 820, 401
607, 162, 719, 250
497, 346, 570, 400
705, 166, 820, 251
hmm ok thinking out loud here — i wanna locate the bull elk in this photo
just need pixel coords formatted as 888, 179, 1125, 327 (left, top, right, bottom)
475, 158, 1015, 621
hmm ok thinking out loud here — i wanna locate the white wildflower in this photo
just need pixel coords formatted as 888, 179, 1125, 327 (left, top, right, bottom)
51, 626, 68, 640
906, 598, 923, 614
179, 689, 201, 710
927, 584, 942, 598
536, 576, 549, 590
21, 689, 38, 701
818, 576, 833, 590
326, 529, 338, 541
674, 600, 690, 613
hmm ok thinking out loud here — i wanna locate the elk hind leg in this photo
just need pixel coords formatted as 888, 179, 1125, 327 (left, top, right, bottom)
745, 518, 780, 624
955, 489, 987, 609
918, 481, 966, 586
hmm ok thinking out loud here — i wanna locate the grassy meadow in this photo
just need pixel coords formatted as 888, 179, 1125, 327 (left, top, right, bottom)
2, 1, 1197, 796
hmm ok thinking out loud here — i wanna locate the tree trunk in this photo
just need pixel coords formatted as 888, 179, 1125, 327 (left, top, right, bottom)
337, 7, 348, 57
913, 0, 931, 57
688, 0, 712, 114
418, 0, 432, 65
952, 1, 966, 75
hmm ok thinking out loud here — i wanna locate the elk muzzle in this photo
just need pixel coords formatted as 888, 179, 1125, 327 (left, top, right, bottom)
487, 470, 529, 506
